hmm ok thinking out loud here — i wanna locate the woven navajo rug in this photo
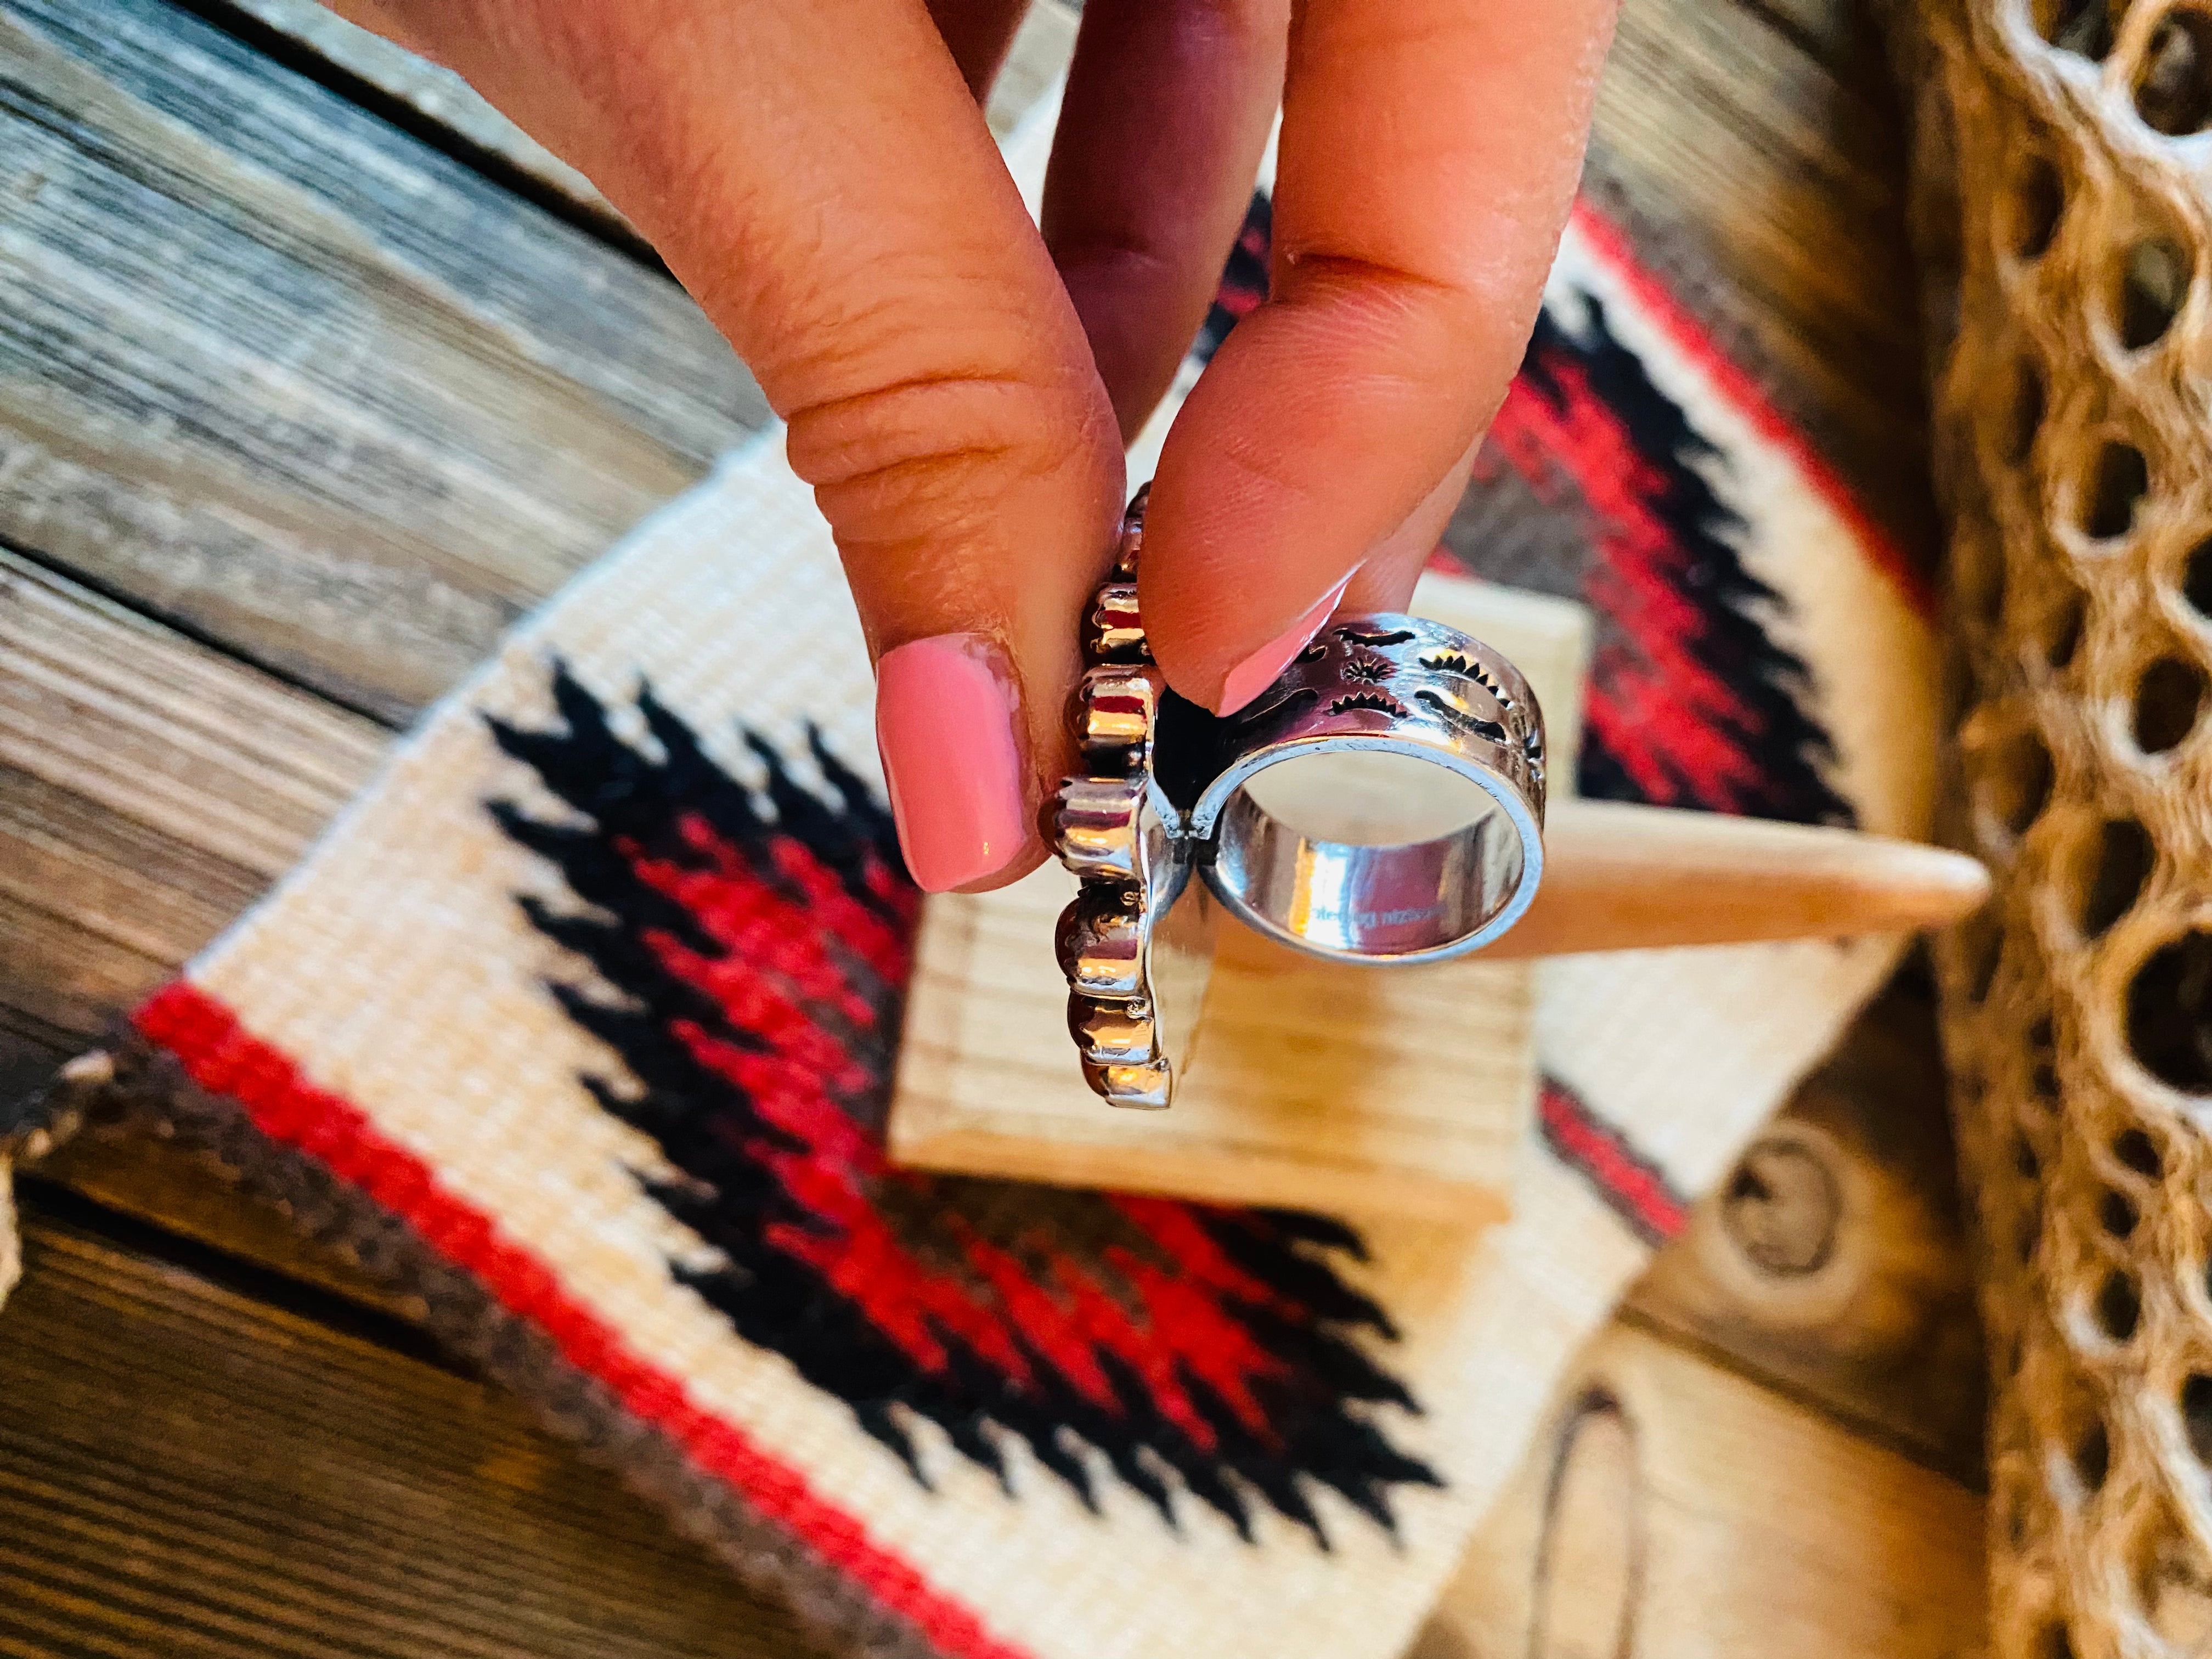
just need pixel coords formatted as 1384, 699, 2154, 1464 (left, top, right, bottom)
5, 92, 1941, 1659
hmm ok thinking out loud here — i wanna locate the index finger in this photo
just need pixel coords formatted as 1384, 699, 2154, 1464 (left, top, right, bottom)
1139, 0, 1618, 711
337, 0, 1125, 891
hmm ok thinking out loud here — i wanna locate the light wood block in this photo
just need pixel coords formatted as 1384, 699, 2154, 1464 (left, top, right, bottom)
887, 574, 1590, 1220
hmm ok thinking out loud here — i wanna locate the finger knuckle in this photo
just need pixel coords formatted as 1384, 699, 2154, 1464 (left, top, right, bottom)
786, 368, 1114, 562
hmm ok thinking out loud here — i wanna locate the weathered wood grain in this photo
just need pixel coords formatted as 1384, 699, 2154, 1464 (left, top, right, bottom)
1594, 0, 1936, 559
1417, 1321, 1986, 1659
26, 1126, 413, 1317
0, 550, 382, 1079
16, 0, 765, 464
0, 0, 1938, 732
0, 0, 754, 720
0, 1189, 830, 1658
220, 0, 1079, 224
218, 0, 628, 232
1624, 973, 1987, 1485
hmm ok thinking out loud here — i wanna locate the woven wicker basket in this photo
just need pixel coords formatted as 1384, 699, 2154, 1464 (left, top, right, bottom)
1893, 2, 2212, 1655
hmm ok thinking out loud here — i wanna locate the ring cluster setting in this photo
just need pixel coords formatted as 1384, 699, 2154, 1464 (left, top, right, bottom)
1050, 490, 1212, 1111
1049, 488, 1548, 1109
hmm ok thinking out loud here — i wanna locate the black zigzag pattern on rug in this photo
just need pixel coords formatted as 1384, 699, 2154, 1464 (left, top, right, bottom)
484, 668, 1439, 1548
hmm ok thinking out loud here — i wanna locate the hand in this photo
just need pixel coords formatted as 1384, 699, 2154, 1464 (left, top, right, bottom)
332, 0, 1617, 890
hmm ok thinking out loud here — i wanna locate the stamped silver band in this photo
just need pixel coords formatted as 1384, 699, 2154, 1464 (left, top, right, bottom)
1167, 615, 1546, 964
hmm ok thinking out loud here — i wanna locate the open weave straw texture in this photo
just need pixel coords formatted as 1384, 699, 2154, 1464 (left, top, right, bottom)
1892, 2, 2212, 1655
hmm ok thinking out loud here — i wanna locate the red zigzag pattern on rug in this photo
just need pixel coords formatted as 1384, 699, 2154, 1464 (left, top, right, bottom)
130, 980, 1036, 1659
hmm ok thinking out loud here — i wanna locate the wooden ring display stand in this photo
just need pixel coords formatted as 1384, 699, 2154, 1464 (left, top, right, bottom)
1889, 3, 2212, 1655
888, 573, 1989, 1221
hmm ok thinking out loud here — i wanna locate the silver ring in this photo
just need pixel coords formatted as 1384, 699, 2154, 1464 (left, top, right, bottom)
1052, 490, 1547, 1107
1169, 614, 1547, 964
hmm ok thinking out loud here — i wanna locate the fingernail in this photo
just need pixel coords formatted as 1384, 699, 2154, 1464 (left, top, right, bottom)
874, 634, 1029, 892
1212, 572, 1356, 715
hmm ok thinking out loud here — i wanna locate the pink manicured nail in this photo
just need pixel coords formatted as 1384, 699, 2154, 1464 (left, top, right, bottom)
874, 634, 1029, 893
1212, 573, 1356, 715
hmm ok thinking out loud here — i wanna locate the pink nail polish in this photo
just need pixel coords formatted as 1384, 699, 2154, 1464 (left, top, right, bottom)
1213, 573, 1356, 715
874, 634, 1029, 893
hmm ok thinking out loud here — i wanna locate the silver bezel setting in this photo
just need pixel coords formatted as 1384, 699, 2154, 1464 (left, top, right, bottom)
1050, 489, 1197, 1110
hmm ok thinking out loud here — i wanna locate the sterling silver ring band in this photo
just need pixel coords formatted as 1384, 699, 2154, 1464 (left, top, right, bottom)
1160, 614, 1547, 964
1052, 490, 1548, 1108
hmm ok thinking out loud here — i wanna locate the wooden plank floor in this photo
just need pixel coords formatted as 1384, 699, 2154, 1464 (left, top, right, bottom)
0, 0, 758, 726
0, 0, 1984, 1652
0, 1188, 833, 1658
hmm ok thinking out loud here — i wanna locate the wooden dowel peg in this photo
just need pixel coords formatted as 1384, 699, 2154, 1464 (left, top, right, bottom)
1474, 801, 1991, 960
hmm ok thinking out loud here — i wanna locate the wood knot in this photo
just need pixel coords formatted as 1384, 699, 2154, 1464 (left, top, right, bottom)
1719, 1136, 1841, 1277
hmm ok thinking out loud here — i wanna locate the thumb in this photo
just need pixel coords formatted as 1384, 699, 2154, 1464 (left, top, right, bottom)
341, 0, 1124, 892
